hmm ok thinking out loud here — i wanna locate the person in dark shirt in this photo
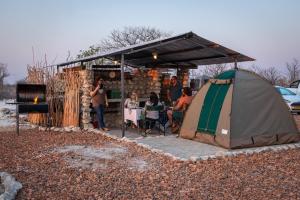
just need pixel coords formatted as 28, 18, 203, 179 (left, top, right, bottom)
168, 76, 182, 105
90, 77, 109, 131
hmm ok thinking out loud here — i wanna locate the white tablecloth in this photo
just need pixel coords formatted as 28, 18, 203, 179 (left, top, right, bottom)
124, 108, 142, 126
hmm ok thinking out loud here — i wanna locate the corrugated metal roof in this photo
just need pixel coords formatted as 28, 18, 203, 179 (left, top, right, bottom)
55, 31, 254, 68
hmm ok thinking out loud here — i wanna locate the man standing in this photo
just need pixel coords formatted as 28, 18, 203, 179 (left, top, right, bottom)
168, 76, 182, 105
90, 77, 110, 131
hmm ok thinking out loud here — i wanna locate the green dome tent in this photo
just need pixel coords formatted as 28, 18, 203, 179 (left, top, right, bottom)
180, 69, 300, 149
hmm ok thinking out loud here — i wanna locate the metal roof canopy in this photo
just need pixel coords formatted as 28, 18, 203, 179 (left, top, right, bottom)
54, 31, 255, 138
56, 32, 254, 68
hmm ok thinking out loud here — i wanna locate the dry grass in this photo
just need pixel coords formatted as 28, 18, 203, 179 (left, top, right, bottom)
62, 71, 82, 127
26, 65, 48, 125
26, 63, 83, 127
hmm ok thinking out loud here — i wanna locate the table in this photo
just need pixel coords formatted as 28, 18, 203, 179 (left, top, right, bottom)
124, 108, 143, 126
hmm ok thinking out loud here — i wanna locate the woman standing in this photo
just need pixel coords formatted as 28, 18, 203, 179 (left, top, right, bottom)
90, 77, 110, 131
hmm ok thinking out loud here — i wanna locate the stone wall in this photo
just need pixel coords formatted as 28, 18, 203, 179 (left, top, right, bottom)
104, 69, 162, 128
125, 69, 161, 98
79, 70, 94, 129
105, 112, 122, 128
51, 68, 188, 129
79, 69, 165, 128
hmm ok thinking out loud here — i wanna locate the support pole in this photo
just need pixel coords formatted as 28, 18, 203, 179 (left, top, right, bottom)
234, 59, 238, 69
121, 54, 125, 137
16, 104, 19, 135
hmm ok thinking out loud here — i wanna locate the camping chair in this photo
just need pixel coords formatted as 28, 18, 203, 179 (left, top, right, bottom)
143, 105, 166, 136
172, 103, 189, 134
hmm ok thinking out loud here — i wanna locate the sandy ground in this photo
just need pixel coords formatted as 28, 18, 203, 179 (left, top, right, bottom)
1, 127, 300, 199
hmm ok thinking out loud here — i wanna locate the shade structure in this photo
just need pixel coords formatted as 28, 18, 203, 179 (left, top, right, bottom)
180, 69, 300, 149
55, 32, 254, 68
53, 31, 255, 138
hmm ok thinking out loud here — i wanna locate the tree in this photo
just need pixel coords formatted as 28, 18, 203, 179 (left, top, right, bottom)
0, 63, 9, 89
249, 65, 284, 85
77, 45, 101, 59
77, 26, 171, 58
261, 67, 282, 85
285, 58, 300, 84
200, 63, 230, 78
189, 68, 202, 79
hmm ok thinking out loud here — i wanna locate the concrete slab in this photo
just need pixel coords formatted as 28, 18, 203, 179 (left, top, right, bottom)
105, 129, 300, 161
108, 129, 142, 139
108, 127, 172, 139
134, 135, 228, 159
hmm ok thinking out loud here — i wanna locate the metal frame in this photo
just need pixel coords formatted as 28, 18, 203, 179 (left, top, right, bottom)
121, 54, 125, 137
52, 32, 254, 68
16, 104, 19, 135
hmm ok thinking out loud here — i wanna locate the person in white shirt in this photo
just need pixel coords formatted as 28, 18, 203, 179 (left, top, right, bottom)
124, 91, 139, 128
124, 91, 139, 109
144, 92, 162, 134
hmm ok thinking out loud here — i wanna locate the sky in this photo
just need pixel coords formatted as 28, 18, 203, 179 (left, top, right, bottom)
0, 0, 300, 83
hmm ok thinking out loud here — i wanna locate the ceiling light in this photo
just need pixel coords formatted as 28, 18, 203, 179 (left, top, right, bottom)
152, 52, 158, 60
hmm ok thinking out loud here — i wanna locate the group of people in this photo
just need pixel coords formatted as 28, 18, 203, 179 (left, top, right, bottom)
90, 75, 194, 133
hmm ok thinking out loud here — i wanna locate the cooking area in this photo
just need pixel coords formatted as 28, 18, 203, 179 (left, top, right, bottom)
9, 83, 49, 135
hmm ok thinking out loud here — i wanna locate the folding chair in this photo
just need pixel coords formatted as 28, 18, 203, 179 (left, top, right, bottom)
144, 105, 166, 135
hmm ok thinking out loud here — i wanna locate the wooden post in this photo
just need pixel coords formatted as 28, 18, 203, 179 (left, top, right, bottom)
121, 54, 125, 137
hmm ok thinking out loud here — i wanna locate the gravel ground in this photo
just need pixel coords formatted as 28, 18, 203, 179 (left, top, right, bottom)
293, 115, 300, 129
1, 128, 300, 200
0, 181, 4, 195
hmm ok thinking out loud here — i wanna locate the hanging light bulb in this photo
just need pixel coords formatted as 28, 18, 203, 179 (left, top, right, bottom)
152, 52, 158, 60
114, 60, 118, 65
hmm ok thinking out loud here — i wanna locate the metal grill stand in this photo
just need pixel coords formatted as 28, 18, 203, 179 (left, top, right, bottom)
12, 84, 49, 135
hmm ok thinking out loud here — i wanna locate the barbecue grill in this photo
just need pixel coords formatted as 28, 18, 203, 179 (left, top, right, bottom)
11, 83, 49, 135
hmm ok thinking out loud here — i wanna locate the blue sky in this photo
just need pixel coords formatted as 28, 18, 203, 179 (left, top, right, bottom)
1, 0, 300, 83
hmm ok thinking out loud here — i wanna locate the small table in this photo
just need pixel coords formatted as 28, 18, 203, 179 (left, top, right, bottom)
124, 108, 143, 126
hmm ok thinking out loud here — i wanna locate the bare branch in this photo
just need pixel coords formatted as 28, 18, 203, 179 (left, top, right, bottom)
0, 63, 9, 89
248, 65, 285, 85
200, 64, 229, 78
77, 26, 171, 58
285, 58, 300, 83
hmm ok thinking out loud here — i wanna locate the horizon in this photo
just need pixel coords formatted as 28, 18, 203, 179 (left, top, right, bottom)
1, 0, 300, 84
